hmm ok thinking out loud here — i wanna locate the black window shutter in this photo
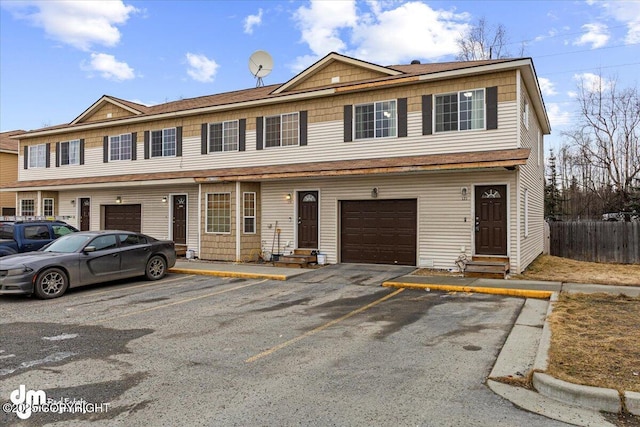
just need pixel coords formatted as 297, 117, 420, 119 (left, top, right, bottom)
45, 143, 50, 168
79, 139, 85, 165
55, 142, 60, 167
201, 123, 208, 154
486, 86, 498, 130
299, 111, 308, 146
239, 119, 246, 151
144, 131, 150, 159
398, 98, 408, 138
103, 136, 109, 163
24, 146, 28, 169
422, 95, 433, 135
131, 132, 137, 160
344, 105, 353, 142
176, 126, 183, 157
256, 117, 263, 150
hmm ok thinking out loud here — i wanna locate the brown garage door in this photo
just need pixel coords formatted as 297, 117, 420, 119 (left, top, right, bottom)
341, 199, 417, 265
104, 204, 141, 232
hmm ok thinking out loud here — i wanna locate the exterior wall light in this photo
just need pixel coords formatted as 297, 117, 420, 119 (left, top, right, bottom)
371, 187, 379, 198
162, 196, 168, 203
461, 187, 469, 200
116, 196, 122, 204
70, 199, 76, 206
285, 193, 292, 201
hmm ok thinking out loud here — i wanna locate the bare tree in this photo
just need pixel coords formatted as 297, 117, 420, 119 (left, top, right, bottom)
562, 75, 640, 211
456, 17, 512, 60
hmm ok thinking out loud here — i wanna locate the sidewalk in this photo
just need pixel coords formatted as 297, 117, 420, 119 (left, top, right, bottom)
167, 261, 640, 424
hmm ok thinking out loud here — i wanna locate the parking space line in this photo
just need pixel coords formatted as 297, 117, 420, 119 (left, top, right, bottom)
71, 274, 196, 299
95, 279, 268, 324
245, 287, 405, 363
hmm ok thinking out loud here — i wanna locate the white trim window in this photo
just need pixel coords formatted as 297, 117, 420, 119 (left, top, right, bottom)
355, 100, 397, 139
209, 121, 239, 152
243, 192, 256, 234
43, 198, 54, 216
60, 139, 80, 166
523, 98, 530, 129
110, 133, 132, 161
206, 193, 231, 233
524, 188, 529, 238
435, 89, 485, 132
265, 112, 299, 147
21, 199, 35, 216
151, 128, 176, 157
28, 144, 47, 168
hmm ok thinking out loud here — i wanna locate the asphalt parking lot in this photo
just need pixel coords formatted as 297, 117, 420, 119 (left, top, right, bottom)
0, 266, 568, 426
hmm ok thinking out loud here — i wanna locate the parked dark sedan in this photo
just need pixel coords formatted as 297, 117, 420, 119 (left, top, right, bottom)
0, 231, 176, 299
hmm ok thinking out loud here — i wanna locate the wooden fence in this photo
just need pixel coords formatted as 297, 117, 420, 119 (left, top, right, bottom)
548, 221, 640, 264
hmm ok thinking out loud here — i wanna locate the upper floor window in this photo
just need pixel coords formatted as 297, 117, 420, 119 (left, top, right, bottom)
265, 112, 299, 148
209, 121, 239, 152
43, 198, 54, 216
435, 89, 485, 132
21, 199, 35, 216
355, 100, 397, 139
110, 133, 132, 161
28, 144, 47, 168
60, 139, 80, 166
151, 128, 176, 157
523, 98, 530, 129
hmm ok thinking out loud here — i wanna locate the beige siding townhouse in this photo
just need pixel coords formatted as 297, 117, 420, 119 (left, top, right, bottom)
3, 53, 550, 273
0, 130, 24, 215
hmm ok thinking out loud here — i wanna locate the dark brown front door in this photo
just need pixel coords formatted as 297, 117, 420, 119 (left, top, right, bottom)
80, 198, 90, 231
172, 194, 187, 244
475, 185, 507, 256
341, 199, 417, 265
297, 191, 318, 248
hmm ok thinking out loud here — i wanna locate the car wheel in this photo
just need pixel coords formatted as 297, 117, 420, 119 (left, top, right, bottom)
34, 268, 69, 299
145, 255, 167, 281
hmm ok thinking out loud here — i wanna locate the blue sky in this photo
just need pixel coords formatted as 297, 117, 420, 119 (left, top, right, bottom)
1, 0, 639, 152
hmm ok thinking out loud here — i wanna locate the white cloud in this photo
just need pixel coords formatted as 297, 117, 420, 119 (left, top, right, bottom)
598, 0, 640, 44
573, 23, 609, 49
573, 72, 613, 93
538, 78, 558, 97
291, 1, 469, 71
244, 8, 263, 34
546, 103, 572, 128
86, 53, 135, 81
4, 0, 137, 51
186, 53, 219, 83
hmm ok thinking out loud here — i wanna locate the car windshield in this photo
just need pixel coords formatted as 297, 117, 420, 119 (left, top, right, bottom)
42, 234, 93, 253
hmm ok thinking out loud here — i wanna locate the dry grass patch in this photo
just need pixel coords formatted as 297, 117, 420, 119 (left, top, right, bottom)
547, 292, 640, 393
515, 255, 640, 286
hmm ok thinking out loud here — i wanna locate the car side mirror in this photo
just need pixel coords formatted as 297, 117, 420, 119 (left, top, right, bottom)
83, 246, 96, 253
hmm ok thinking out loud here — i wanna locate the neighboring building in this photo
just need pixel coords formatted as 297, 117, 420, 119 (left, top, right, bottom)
0, 130, 24, 215
3, 52, 550, 273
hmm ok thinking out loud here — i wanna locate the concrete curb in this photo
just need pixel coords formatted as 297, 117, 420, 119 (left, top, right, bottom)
626, 391, 640, 416
382, 281, 553, 299
168, 267, 287, 281
532, 372, 622, 414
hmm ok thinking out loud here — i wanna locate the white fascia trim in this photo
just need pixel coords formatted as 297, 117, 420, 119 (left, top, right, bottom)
23, 89, 336, 139
71, 96, 144, 125
3, 178, 197, 192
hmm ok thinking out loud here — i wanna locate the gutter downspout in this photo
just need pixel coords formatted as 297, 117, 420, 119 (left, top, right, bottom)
236, 181, 241, 262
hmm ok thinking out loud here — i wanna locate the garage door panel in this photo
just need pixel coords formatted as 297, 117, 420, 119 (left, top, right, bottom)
104, 204, 141, 233
340, 199, 416, 265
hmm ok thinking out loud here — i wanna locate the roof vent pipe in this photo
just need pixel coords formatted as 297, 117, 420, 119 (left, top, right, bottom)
411, 59, 421, 64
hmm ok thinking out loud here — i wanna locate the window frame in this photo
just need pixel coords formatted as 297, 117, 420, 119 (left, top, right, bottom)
43, 198, 54, 217
21, 199, 35, 216
243, 192, 256, 234
264, 112, 299, 148
206, 192, 231, 234
28, 144, 47, 168
208, 120, 239, 153
434, 88, 486, 133
523, 98, 530, 129
110, 133, 133, 161
353, 99, 397, 140
60, 139, 80, 166
151, 128, 177, 158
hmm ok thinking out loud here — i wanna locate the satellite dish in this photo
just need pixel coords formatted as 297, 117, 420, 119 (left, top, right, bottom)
249, 50, 273, 87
